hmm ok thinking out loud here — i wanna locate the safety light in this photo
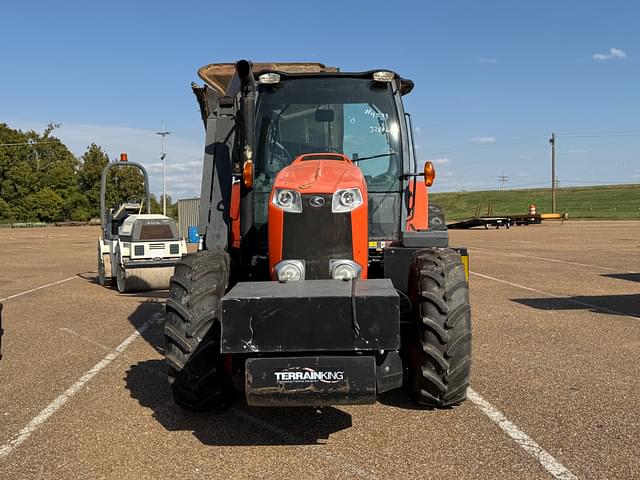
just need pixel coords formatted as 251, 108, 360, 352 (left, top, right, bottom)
272, 188, 303, 213
424, 161, 436, 187
330, 260, 362, 281
373, 71, 394, 82
275, 260, 305, 282
120, 153, 128, 162
258, 72, 281, 84
331, 188, 363, 213
243, 160, 254, 188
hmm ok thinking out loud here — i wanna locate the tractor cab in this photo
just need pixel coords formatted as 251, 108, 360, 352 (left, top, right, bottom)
253, 72, 406, 245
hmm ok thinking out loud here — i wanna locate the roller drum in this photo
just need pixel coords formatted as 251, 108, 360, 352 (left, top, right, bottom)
116, 266, 174, 293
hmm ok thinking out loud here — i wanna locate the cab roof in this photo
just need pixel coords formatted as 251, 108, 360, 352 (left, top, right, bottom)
197, 62, 414, 96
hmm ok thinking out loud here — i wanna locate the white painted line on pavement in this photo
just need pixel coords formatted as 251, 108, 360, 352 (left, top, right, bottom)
0, 313, 163, 462
59, 327, 111, 353
232, 408, 377, 480
0, 275, 79, 302
471, 271, 639, 319
467, 388, 577, 480
467, 246, 616, 271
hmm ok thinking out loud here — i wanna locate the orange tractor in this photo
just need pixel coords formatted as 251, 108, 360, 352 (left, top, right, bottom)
164, 60, 471, 409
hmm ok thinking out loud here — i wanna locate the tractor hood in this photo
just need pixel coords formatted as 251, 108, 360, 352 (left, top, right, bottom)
273, 153, 365, 194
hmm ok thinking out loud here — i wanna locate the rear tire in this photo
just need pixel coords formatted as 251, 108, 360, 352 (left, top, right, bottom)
164, 250, 232, 411
410, 248, 471, 407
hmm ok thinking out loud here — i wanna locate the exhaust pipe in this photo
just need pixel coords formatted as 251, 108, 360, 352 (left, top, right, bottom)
236, 59, 256, 165
236, 60, 256, 238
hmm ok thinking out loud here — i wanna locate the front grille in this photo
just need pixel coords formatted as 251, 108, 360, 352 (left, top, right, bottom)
169, 243, 179, 255
134, 245, 145, 256
149, 243, 165, 250
282, 194, 352, 279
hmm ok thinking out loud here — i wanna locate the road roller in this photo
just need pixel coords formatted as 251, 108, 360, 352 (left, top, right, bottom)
97, 156, 187, 293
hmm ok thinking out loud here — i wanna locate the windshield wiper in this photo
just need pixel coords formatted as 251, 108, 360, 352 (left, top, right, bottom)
352, 152, 396, 162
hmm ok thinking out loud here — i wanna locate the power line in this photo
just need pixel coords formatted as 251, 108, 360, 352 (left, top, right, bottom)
557, 129, 640, 137
0, 141, 59, 148
422, 128, 640, 157
559, 132, 640, 139
498, 173, 509, 192
423, 136, 547, 156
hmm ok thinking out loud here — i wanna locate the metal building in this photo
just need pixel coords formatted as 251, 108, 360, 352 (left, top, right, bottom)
177, 198, 200, 240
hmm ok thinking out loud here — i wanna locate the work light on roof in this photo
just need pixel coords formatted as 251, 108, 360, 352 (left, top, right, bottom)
258, 72, 281, 84
373, 71, 394, 82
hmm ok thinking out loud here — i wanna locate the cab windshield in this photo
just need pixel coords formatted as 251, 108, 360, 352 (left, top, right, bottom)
254, 76, 402, 240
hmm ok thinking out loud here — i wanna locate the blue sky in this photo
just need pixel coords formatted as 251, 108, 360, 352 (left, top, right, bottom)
1, 0, 638, 198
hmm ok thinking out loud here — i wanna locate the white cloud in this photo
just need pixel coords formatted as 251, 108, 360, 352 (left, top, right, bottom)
564, 149, 589, 154
479, 58, 497, 64
519, 154, 532, 159
6, 120, 204, 200
471, 136, 496, 144
414, 126, 422, 134
592, 48, 627, 61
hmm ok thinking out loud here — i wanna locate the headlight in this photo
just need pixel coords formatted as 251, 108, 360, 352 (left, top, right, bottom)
331, 188, 363, 213
272, 189, 303, 213
274, 260, 305, 282
329, 260, 362, 280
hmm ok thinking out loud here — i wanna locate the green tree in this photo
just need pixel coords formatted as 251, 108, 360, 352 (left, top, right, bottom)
78, 143, 109, 218
0, 123, 80, 222
105, 164, 146, 213
149, 193, 162, 214
63, 191, 92, 221
25, 187, 64, 222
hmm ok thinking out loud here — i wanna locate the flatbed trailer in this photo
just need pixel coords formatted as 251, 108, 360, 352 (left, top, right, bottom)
447, 214, 541, 229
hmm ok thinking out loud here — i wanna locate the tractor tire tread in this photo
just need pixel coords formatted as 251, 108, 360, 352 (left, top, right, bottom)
163, 250, 232, 411
410, 247, 472, 408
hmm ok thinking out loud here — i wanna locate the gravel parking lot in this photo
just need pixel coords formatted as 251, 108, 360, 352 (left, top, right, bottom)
0, 222, 638, 479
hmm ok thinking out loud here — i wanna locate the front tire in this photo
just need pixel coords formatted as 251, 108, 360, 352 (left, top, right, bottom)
410, 248, 472, 407
115, 263, 129, 293
164, 250, 232, 411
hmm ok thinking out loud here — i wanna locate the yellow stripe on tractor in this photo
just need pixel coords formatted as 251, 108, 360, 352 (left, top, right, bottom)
454, 247, 470, 282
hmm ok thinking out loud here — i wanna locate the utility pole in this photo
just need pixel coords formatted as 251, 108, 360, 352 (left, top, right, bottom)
498, 173, 509, 192
550, 132, 556, 213
157, 122, 170, 216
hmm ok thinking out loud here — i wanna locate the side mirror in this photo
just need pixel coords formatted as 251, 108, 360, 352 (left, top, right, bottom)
424, 161, 436, 187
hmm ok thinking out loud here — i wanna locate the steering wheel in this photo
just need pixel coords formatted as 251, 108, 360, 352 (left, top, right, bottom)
272, 141, 293, 163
